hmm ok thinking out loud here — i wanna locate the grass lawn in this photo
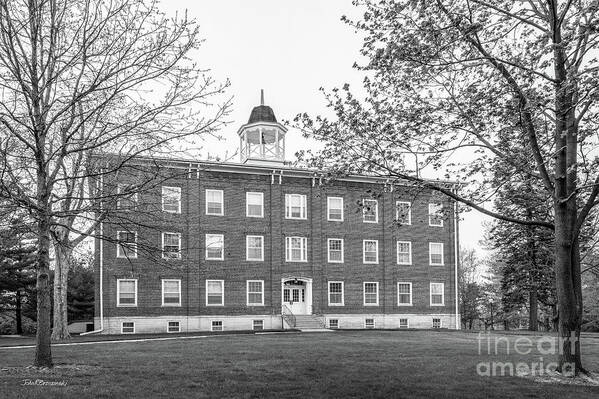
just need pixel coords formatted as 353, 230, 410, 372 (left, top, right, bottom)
0, 330, 598, 398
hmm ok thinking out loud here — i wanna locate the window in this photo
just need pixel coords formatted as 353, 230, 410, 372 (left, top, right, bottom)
433, 318, 441, 329
117, 184, 138, 210
285, 236, 307, 262
396, 201, 411, 225
363, 282, 379, 306
167, 321, 180, 333
397, 282, 412, 306
363, 240, 379, 264
117, 279, 137, 307
253, 320, 264, 331
211, 320, 223, 331
399, 318, 409, 329
206, 189, 224, 215
362, 199, 378, 223
430, 283, 445, 306
328, 282, 344, 306
162, 232, 181, 259
365, 318, 375, 329
327, 238, 344, 263
328, 319, 339, 329
121, 322, 135, 334
285, 194, 307, 219
206, 280, 224, 306
162, 279, 181, 306
429, 203, 443, 227
116, 231, 137, 258
246, 235, 264, 261
396, 241, 412, 265
162, 186, 181, 213
247, 280, 264, 306
429, 242, 444, 265
327, 197, 344, 221
206, 234, 224, 260
246, 192, 264, 218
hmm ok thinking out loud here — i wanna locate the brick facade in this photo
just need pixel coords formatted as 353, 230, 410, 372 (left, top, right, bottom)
94, 162, 460, 334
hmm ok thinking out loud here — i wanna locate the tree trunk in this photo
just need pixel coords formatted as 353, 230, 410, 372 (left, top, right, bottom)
51, 244, 72, 340
529, 289, 538, 331
15, 288, 22, 335
35, 215, 53, 367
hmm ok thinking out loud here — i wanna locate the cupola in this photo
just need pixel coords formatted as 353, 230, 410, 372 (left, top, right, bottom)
238, 90, 287, 166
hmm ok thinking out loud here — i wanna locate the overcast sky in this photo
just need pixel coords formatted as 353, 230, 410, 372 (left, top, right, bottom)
161, 0, 489, 251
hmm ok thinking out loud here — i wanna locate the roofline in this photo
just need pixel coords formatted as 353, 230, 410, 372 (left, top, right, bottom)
93, 153, 460, 187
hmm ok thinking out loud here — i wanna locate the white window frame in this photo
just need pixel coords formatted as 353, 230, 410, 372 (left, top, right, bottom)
246, 280, 265, 306
430, 282, 445, 306
328, 318, 339, 329
328, 281, 344, 306
395, 201, 411, 225
116, 231, 137, 259
327, 238, 344, 263
363, 282, 379, 306
362, 199, 379, 223
396, 241, 412, 265
433, 318, 442, 328
116, 279, 137, 307
365, 318, 375, 329
399, 318, 409, 329
211, 320, 223, 331
162, 186, 181, 214
252, 319, 264, 331
246, 235, 264, 261
117, 184, 138, 211
167, 321, 181, 333
205, 234, 224, 261
246, 192, 264, 218
285, 194, 307, 219
161, 279, 181, 307
397, 282, 413, 306
285, 236, 308, 262
206, 280, 224, 306
363, 239, 379, 264
429, 242, 445, 266
429, 203, 444, 227
327, 196, 344, 221
205, 189, 224, 216
162, 232, 182, 259
121, 321, 135, 334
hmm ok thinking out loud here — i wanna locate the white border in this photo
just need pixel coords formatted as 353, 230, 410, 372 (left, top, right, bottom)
428, 203, 444, 227
396, 241, 412, 265
395, 201, 411, 225
429, 242, 445, 266
363, 239, 379, 264
285, 236, 308, 262
246, 235, 264, 261
206, 234, 224, 260
397, 282, 413, 306
121, 321, 135, 334
116, 231, 137, 259
285, 193, 307, 219
362, 199, 379, 223
430, 282, 445, 306
162, 232, 181, 259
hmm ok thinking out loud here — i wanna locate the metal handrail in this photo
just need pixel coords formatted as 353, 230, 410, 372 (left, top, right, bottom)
282, 304, 296, 328
312, 312, 328, 329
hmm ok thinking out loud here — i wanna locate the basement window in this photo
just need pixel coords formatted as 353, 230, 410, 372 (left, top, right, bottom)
211, 320, 223, 332
121, 322, 135, 334
365, 318, 375, 329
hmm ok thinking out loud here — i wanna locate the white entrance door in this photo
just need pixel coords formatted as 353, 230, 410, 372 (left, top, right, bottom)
283, 283, 307, 315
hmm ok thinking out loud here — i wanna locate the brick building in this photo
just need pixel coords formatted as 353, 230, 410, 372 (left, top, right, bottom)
94, 98, 461, 334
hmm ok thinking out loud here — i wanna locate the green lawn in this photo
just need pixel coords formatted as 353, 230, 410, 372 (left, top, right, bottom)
1, 330, 599, 398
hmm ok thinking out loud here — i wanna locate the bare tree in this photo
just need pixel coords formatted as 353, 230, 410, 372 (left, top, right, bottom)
0, 0, 230, 367
295, 0, 599, 376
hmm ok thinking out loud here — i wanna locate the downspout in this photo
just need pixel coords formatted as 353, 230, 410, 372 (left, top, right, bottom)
453, 184, 460, 330
82, 171, 104, 335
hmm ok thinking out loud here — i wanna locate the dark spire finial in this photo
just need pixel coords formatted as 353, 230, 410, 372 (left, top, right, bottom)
260, 89, 264, 106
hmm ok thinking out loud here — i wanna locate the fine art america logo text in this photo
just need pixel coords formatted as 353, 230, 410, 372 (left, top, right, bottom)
476, 332, 578, 377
